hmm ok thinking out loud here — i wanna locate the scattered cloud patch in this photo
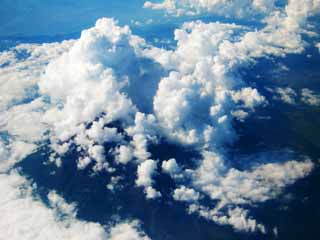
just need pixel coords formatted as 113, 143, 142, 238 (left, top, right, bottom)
173, 186, 200, 202
301, 88, 320, 106
144, 0, 276, 18
136, 159, 161, 199
270, 87, 297, 105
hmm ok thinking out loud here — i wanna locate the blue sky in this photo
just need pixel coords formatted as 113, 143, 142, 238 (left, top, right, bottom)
0, 0, 163, 36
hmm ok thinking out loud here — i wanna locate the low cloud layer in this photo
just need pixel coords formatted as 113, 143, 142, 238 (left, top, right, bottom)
0, 170, 150, 240
144, 0, 276, 18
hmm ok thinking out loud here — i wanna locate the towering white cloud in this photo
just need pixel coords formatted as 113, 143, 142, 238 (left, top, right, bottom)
39, 18, 140, 143
140, 0, 319, 231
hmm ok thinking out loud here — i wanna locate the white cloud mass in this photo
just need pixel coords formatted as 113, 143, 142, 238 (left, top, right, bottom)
0, 171, 150, 240
0, 0, 319, 235
144, 0, 276, 18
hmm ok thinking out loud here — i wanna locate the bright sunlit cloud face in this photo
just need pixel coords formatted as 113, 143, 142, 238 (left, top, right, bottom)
1, 1, 320, 240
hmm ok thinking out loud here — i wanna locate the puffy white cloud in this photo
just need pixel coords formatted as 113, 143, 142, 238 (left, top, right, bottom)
34, 19, 161, 173
48, 191, 77, 217
1, 3, 318, 233
115, 145, 133, 164
161, 158, 185, 180
39, 18, 139, 145
301, 88, 320, 106
0, 171, 108, 240
126, 112, 159, 162
106, 176, 123, 191
0, 41, 74, 111
136, 159, 157, 187
193, 152, 314, 206
268, 87, 320, 106
0, 98, 48, 142
145, 20, 271, 149
187, 151, 314, 231
145, 186, 162, 199
189, 204, 266, 233
0, 139, 150, 239
0, 141, 10, 165
132, 134, 152, 161
88, 145, 107, 171
162, 158, 181, 175
50, 141, 71, 156
173, 186, 200, 202
108, 220, 150, 240
0, 170, 151, 240
270, 87, 297, 105
86, 119, 122, 144
0, 140, 37, 172
141, 4, 319, 229
316, 42, 320, 52
144, 0, 276, 18
223, 207, 265, 233
77, 156, 92, 170
136, 159, 161, 199
231, 87, 266, 109
0, 42, 75, 168
231, 110, 249, 121
145, 0, 320, 63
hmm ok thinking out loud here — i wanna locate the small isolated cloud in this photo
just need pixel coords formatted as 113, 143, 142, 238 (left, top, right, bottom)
268, 87, 320, 107
136, 159, 161, 199
189, 204, 266, 233
173, 186, 200, 202
115, 145, 133, 164
270, 87, 297, 105
231, 87, 266, 109
162, 158, 181, 176
301, 88, 320, 106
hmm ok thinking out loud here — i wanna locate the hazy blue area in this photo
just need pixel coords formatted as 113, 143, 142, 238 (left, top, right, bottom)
0, 0, 162, 37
